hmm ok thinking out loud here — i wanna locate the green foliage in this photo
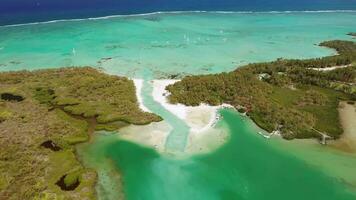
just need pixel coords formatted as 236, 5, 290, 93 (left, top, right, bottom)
0, 67, 161, 199
1, 67, 162, 125
95, 121, 129, 131
64, 169, 82, 187
33, 87, 55, 106
296, 90, 329, 106
0, 109, 12, 122
168, 39, 356, 139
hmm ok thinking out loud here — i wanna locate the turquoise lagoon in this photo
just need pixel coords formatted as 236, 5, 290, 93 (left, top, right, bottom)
1, 12, 356, 199
1, 12, 355, 77
78, 110, 356, 200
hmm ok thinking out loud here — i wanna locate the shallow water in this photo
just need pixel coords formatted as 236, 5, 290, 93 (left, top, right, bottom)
140, 79, 190, 152
1, 12, 355, 78
78, 110, 356, 200
2, 12, 356, 199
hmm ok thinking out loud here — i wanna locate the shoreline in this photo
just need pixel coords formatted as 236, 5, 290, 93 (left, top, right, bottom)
152, 79, 233, 133
329, 101, 356, 152
152, 79, 232, 154
132, 79, 150, 112
118, 79, 232, 154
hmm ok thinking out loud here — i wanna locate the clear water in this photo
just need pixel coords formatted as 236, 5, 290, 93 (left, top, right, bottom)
1, 12, 355, 78
141, 79, 190, 152
2, 12, 356, 199
78, 110, 356, 200
2, 0, 356, 26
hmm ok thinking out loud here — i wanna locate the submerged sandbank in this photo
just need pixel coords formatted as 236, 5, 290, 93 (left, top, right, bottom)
119, 121, 171, 153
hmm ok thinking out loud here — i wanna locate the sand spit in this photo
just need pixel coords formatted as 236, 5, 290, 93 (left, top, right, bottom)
330, 102, 356, 152
152, 79, 233, 133
132, 79, 150, 112
123, 79, 232, 155
151, 79, 232, 154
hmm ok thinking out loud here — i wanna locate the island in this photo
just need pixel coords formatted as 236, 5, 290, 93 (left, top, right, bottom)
0, 67, 161, 199
0, 38, 355, 199
167, 39, 355, 140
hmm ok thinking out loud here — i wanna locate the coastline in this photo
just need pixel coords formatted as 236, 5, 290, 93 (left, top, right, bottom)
117, 79, 232, 154
132, 79, 150, 112
152, 79, 232, 154
152, 79, 233, 133
329, 101, 356, 152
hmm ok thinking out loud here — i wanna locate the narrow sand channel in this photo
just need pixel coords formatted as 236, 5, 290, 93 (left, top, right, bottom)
123, 79, 229, 155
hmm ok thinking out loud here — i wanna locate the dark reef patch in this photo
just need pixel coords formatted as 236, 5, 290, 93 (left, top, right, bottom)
56, 174, 80, 191
40, 140, 62, 151
1, 93, 24, 102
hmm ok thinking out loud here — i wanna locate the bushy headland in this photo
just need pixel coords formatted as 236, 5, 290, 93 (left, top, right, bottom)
0, 67, 161, 199
167, 39, 356, 140
348, 32, 356, 37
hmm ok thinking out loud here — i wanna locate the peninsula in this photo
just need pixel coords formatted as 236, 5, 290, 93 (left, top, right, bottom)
167, 39, 356, 140
0, 38, 355, 199
0, 67, 161, 199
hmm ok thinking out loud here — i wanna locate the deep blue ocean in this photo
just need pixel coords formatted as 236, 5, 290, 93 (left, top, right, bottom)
1, 0, 356, 25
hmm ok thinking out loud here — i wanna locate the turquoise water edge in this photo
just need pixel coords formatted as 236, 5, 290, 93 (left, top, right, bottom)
1, 11, 356, 200
79, 110, 356, 200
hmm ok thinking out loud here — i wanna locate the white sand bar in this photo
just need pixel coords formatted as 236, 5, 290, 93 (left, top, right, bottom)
152, 80, 233, 133
152, 79, 233, 154
132, 79, 150, 112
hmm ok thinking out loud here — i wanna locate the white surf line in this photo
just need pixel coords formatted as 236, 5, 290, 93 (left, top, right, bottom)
1, 10, 356, 28
132, 79, 150, 112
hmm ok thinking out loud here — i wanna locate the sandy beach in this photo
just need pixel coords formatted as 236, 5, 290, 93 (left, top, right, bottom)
152, 79, 232, 133
118, 79, 233, 154
132, 79, 150, 112
330, 101, 356, 152
152, 79, 232, 153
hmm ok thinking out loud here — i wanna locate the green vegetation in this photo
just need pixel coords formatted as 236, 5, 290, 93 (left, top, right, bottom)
0, 67, 162, 125
167, 39, 356, 140
0, 67, 161, 199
